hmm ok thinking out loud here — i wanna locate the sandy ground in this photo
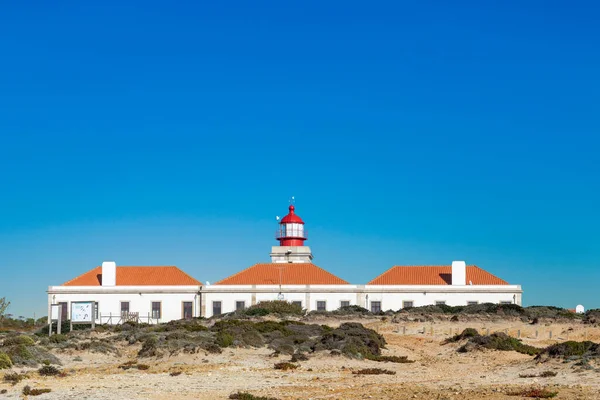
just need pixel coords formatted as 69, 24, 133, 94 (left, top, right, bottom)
2, 319, 600, 399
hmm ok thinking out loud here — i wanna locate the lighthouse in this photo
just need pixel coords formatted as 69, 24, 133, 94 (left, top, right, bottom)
270, 204, 313, 263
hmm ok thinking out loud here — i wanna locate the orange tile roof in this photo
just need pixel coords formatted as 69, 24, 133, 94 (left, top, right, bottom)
368, 265, 509, 285
63, 266, 202, 286
214, 263, 349, 285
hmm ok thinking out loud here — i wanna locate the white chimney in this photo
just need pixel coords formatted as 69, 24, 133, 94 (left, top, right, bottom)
102, 261, 116, 287
451, 261, 466, 286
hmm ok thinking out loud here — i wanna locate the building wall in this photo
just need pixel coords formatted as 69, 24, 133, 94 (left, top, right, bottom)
202, 284, 523, 317
48, 286, 200, 324
364, 285, 522, 311
203, 285, 362, 317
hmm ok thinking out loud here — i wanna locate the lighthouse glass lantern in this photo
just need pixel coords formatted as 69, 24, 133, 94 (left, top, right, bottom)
275, 205, 307, 246
271, 204, 313, 263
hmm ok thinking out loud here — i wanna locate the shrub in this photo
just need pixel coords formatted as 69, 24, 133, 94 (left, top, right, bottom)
49, 334, 68, 344
137, 364, 150, 370
273, 362, 298, 371
508, 387, 557, 398
22, 385, 52, 396
170, 371, 182, 376
352, 368, 396, 375
242, 301, 303, 316
3, 371, 27, 384
290, 353, 309, 362
535, 341, 600, 361
3, 335, 35, 346
315, 322, 387, 360
38, 365, 61, 376
520, 371, 557, 378
216, 332, 235, 348
370, 355, 414, 363
229, 392, 280, 400
443, 328, 480, 344
0, 352, 12, 369
457, 332, 541, 356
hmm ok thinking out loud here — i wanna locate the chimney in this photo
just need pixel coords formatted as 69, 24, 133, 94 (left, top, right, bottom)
451, 261, 466, 286
102, 261, 116, 287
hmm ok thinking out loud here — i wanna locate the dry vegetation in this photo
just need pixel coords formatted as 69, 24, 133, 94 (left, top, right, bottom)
0, 302, 599, 399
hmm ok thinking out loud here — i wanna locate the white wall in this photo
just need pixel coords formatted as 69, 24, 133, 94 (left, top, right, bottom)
48, 285, 200, 324
365, 285, 522, 311
202, 285, 361, 317
202, 284, 523, 317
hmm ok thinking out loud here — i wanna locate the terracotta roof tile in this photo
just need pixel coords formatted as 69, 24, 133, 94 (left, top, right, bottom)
62, 266, 201, 286
215, 263, 349, 285
368, 265, 508, 285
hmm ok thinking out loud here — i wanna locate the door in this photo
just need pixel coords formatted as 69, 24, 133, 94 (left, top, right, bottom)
59, 302, 68, 321
182, 302, 193, 319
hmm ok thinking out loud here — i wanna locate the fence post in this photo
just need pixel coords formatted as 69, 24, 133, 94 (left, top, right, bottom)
430, 326, 433, 335
486, 328, 490, 336
403, 326, 406, 335
518, 329, 521, 339
535, 330, 538, 339
549, 331, 552, 339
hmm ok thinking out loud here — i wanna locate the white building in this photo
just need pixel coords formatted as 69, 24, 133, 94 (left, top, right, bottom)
47, 262, 202, 324
48, 203, 522, 322
202, 205, 522, 316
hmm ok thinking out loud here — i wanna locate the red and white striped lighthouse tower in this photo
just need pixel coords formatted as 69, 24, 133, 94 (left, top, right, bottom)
271, 202, 313, 263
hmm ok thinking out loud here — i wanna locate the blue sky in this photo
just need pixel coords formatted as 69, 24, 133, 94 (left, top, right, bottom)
1, 1, 598, 318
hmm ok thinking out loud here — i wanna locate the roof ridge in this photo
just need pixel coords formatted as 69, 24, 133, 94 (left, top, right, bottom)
368, 266, 399, 285
468, 265, 508, 285
309, 263, 349, 284
214, 262, 349, 285
214, 263, 261, 285
62, 266, 101, 286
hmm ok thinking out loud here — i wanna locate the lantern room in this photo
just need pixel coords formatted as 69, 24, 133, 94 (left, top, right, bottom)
275, 205, 307, 246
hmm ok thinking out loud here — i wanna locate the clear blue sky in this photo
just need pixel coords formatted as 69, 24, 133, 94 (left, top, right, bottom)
1, 1, 598, 318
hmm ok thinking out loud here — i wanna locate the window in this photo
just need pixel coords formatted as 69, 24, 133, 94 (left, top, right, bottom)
212, 301, 222, 316
467, 301, 478, 306
402, 301, 414, 309
182, 302, 193, 319
151, 302, 161, 319
236, 301, 246, 311
499, 301, 513, 305
120, 302, 130, 315
291, 301, 302, 308
316, 301, 327, 311
94, 302, 99, 320
435, 301, 446, 306
340, 301, 350, 308
371, 301, 382, 313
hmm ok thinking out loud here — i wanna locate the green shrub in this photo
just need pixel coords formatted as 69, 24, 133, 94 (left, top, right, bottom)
229, 392, 280, 400
22, 385, 52, 396
458, 332, 541, 356
535, 341, 600, 361
242, 301, 303, 316
273, 362, 298, 370
352, 368, 395, 375
49, 334, 68, 344
508, 387, 557, 398
315, 322, 387, 360
3, 371, 27, 384
443, 328, 480, 343
0, 352, 12, 369
3, 335, 35, 346
38, 365, 61, 376
216, 332, 235, 347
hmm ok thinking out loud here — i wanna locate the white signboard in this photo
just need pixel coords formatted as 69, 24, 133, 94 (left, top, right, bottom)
71, 302, 94, 323
50, 304, 61, 321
